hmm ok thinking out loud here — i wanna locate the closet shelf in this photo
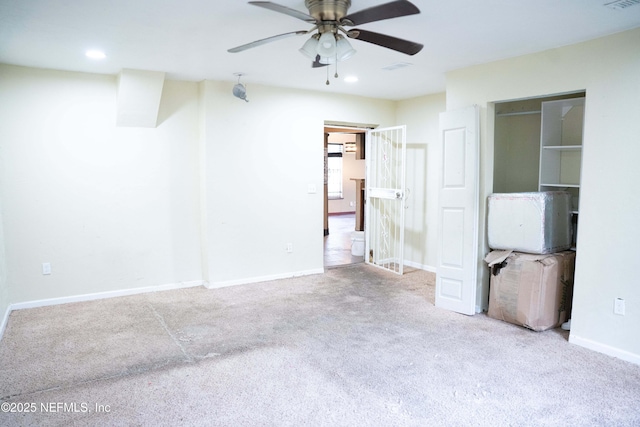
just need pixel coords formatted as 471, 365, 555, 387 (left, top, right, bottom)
540, 183, 580, 188
543, 145, 582, 151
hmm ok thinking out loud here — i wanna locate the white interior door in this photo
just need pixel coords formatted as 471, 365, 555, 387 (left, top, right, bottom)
436, 106, 480, 315
365, 125, 406, 275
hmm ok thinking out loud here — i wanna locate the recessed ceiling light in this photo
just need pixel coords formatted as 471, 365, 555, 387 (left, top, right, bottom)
85, 50, 106, 60
344, 76, 358, 83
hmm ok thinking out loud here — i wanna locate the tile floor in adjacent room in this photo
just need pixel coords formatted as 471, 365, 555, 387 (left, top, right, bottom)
323, 213, 364, 268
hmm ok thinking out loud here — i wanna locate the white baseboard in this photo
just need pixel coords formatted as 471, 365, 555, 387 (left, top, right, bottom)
1, 269, 324, 341
403, 260, 437, 273
10, 280, 205, 312
0, 280, 205, 343
207, 268, 325, 289
570, 334, 640, 366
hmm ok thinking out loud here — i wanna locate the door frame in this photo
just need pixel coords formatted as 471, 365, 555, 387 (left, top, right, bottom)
323, 121, 376, 268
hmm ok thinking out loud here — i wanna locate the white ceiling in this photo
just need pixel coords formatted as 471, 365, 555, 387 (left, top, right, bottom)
1, 0, 639, 100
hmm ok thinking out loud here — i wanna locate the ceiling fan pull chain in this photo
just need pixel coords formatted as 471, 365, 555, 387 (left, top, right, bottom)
326, 63, 330, 85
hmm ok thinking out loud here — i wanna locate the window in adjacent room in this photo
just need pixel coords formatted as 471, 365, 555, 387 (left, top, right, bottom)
327, 143, 343, 199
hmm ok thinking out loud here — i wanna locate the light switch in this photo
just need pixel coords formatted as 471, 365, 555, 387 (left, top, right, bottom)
42, 262, 51, 275
307, 184, 317, 194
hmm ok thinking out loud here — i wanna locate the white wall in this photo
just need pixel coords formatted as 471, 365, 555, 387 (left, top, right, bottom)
0, 65, 203, 305
445, 28, 640, 363
199, 81, 396, 287
396, 93, 447, 271
0, 65, 397, 313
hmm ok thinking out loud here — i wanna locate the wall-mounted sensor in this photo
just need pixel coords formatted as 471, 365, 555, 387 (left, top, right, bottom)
232, 73, 249, 102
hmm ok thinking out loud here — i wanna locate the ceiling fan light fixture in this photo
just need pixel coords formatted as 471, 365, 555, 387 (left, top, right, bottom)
230, 0, 424, 83
335, 36, 356, 61
318, 56, 336, 65
299, 35, 320, 59
315, 31, 337, 57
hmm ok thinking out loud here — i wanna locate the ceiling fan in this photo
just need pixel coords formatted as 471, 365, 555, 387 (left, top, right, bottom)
228, 0, 423, 70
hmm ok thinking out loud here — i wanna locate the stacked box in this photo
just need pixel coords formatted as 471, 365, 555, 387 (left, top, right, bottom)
485, 250, 575, 331
488, 191, 572, 254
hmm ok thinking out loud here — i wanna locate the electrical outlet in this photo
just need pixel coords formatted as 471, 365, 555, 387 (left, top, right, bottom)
286, 243, 293, 253
42, 262, 51, 275
614, 298, 625, 316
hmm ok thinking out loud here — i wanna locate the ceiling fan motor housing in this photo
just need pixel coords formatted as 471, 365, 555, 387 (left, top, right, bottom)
305, 0, 351, 22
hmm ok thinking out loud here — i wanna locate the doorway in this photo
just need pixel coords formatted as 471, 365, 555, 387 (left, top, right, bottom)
323, 124, 368, 268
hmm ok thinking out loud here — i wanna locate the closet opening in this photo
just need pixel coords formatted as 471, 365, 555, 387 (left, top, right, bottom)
490, 90, 586, 333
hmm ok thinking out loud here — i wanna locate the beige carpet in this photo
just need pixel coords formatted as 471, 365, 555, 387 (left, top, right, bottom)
1, 264, 639, 426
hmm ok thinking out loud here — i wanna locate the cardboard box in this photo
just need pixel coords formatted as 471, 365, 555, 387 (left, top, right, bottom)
485, 250, 575, 331
487, 191, 572, 254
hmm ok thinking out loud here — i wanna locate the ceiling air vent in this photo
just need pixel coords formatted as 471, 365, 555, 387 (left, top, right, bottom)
382, 62, 413, 71
605, 0, 640, 10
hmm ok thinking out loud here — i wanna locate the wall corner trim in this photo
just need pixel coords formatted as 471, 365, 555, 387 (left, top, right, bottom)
0, 304, 10, 345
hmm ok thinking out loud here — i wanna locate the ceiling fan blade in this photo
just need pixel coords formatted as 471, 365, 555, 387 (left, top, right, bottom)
249, 1, 316, 23
228, 30, 308, 53
342, 0, 420, 26
312, 55, 329, 68
348, 29, 423, 55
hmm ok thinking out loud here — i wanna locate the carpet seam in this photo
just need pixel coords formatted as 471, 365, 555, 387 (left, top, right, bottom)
146, 302, 194, 363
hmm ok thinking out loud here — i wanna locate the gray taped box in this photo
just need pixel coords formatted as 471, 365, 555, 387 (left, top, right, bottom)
488, 191, 572, 254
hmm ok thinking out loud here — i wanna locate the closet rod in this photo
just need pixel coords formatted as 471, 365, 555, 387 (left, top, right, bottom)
496, 110, 541, 117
